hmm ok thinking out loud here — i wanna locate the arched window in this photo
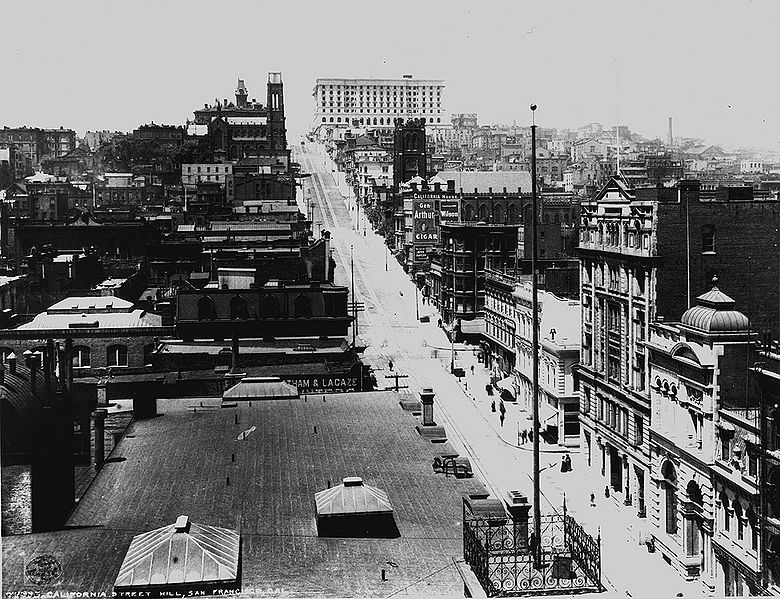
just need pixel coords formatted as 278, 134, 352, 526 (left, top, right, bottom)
294, 294, 313, 318
373, 118, 377, 125
322, 117, 326, 123
464, 204, 475, 221
543, 213, 550, 224
663, 461, 677, 535
479, 204, 489, 221
380, 118, 384, 125
261, 294, 280, 318
493, 204, 504, 224
230, 294, 249, 320
107, 344, 128, 367
508, 204, 517, 223
329, 117, 334, 123
554, 213, 560, 224
197, 295, 216, 320
72, 345, 91, 368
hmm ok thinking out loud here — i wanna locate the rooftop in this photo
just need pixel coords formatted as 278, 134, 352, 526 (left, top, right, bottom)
2, 392, 485, 597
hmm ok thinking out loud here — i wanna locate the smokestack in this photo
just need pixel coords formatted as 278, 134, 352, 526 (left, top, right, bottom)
420, 388, 436, 426
7, 352, 16, 375
668, 117, 673, 147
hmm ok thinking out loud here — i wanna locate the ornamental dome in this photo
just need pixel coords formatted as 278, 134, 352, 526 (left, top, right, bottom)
680, 277, 749, 335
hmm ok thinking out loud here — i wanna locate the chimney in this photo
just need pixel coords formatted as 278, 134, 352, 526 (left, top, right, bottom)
668, 116, 673, 147
92, 408, 108, 468
0, 361, 5, 386
343, 476, 364, 487
420, 388, 436, 426
7, 351, 16, 375
433, 182, 441, 193
505, 490, 531, 551
96, 380, 108, 406
447, 180, 455, 193
231, 333, 240, 373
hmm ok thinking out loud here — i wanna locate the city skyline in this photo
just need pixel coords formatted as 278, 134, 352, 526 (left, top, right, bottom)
2, 0, 780, 150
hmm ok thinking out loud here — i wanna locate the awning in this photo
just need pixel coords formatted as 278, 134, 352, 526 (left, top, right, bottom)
459, 318, 485, 335
537, 399, 559, 427
496, 376, 515, 399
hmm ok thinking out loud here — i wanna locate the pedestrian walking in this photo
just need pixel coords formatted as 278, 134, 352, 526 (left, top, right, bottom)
388, 359, 393, 371
565, 454, 572, 472
604, 485, 610, 498
470, 364, 475, 375
500, 413, 505, 427
590, 492, 596, 507
521, 429, 528, 444
528, 428, 533, 443
561, 456, 567, 473
491, 400, 496, 413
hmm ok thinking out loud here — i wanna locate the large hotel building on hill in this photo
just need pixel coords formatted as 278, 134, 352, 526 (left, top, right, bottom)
312, 75, 445, 134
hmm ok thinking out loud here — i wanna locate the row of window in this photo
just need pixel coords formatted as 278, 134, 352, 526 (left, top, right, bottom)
320, 116, 442, 124
0, 344, 149, 368
584, 388, 644, 445
197, 294, 319, 320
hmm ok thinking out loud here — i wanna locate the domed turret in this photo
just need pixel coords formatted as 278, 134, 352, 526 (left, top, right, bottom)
680, 276, 750, 335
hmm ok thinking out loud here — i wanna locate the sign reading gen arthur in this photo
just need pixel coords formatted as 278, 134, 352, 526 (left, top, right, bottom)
413, 200, 436, 261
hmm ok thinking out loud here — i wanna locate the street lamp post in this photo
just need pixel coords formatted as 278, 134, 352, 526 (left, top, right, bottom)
530, 103, 541, 569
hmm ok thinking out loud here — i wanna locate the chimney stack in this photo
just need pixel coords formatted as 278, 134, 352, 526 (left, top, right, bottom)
668, 116, 673, 147
7, 352, 16, 375
420, 388, 436, 426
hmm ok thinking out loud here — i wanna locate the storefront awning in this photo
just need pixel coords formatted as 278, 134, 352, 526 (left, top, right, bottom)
496, 376, 515, 399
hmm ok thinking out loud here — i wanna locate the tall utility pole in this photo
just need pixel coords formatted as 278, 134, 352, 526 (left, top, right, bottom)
530, 103, 541, 567
351, 244, 357, 346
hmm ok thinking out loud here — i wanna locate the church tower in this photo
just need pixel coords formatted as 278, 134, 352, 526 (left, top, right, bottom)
235, 78, 248, 108
266, 72, 287, 150
393, 118, 428, 189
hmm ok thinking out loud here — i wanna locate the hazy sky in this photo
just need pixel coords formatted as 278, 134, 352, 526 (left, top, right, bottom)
3, 0, 779, 149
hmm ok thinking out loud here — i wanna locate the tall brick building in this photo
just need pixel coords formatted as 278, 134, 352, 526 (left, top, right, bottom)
576, 177, 780, 523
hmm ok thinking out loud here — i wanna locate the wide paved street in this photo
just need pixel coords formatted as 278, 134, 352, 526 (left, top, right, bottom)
294, 141, 704, 599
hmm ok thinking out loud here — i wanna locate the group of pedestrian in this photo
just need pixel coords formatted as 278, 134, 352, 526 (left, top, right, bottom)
518, 427, 535, 444
560, 454, 572, 472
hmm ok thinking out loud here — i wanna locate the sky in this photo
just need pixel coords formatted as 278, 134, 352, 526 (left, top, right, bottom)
2, 0, 779, 150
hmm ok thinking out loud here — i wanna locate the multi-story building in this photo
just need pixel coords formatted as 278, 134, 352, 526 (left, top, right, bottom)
646, 282, 758, 594
514, 281, 581, 446
752, 347, 780, 595
0, 126, 76, 168
312, 75, 446, 136
438, 223, 518, 327
576, 176, 780, 525
182, 163, 234, 205
483, 267, 517, 378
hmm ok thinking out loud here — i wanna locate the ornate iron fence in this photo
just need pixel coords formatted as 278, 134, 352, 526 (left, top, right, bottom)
464, 500, 603, 596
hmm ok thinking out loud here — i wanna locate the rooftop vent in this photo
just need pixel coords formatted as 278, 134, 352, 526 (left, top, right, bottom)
343, 476, 363, 487
174, 514, 190, 532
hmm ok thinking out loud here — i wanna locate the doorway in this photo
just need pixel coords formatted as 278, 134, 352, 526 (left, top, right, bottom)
610, 446, 622, 492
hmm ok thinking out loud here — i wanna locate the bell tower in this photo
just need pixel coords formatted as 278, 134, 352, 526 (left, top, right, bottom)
393, 118, 428, 188
235, 78, 248, 108
266, 72, 287, 150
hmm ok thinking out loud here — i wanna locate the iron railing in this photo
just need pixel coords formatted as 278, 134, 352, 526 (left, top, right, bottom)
464, 500, 603, 596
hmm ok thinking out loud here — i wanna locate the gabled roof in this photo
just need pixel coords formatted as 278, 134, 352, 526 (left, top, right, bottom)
315, 477, 393, 517
114, 516, 240, 590
590, 175, 634, 203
